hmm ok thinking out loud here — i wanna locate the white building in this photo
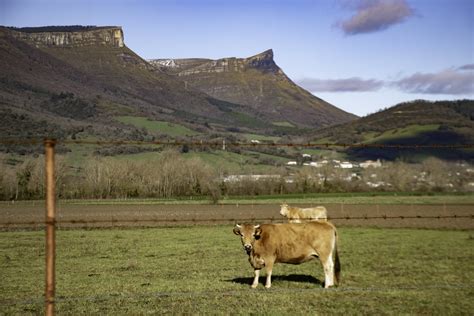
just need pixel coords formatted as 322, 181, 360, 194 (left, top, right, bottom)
223, 174, 281, 183
340, 162, 353, 169
360, 159, 382, 168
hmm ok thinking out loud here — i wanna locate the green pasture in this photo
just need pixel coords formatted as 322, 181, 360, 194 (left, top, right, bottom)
301, 148, 347, 160
364, 124, 440, 143
272, 121, 294, 128
180, 150, 285, 173
241, 133, 281, 142
60, 141, 289, 172
1, 226, 472, 314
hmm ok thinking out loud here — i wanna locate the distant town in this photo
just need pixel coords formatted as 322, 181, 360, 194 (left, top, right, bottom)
224, 153, 474, 192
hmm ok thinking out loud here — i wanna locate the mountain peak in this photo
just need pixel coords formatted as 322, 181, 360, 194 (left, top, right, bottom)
247, 49, 273, 60
149, 49, 356, 128
245, 49, 276, 71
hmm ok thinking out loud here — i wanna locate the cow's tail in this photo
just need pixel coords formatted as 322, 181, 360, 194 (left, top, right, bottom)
334, 230, 341, 286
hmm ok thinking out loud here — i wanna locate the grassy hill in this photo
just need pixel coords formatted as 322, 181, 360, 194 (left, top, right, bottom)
308, 99, 474, 161
150, 49, 357, 129
0, 26, 472, 168
0, 26, 356, 157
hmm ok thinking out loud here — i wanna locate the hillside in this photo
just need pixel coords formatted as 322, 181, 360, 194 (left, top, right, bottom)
1, 26, 470, 164
0, 25, 266, 145
149, 49, 357, 129
308, 99, 474, 161
0, 26, 357, 156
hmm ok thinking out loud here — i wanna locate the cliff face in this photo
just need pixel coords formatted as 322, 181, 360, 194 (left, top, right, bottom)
150, 49, 281, 76
4, 26, 124, 48
150, 50, 357, 128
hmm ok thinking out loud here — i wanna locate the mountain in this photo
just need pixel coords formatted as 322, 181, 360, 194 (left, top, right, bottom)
0, 25, 261, 142
0, 26, 357, 155
308, 99, 474, 161
149, 49, 357, 128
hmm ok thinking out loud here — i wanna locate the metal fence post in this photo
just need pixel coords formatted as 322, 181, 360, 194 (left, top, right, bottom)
45, 139, 56, 316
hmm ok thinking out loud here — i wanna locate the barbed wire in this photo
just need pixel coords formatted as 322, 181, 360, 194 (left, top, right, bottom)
0, 138, 472, 149
1, 214, 472, 228
1, 283, 473, 307
2, 137, 471, 313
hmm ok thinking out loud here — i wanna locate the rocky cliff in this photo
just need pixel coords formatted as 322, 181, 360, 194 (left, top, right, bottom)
3, 26, 124, 48
150, 50, 357, 128
150, 49, 281, 75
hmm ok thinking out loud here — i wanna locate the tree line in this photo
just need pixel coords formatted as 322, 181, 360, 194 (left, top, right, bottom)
0, 151, 472, 201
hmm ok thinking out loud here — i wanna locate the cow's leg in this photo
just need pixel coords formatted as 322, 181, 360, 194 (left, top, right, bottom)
322, 254, 334, 288
264, 261, 274, 288
251, 269, 260, 288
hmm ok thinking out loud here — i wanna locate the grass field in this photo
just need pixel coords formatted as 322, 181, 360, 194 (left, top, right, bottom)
365, 124, 440, 143
272, 121, 295, 127
1, 226, 473, 314
241, 133, 281, 142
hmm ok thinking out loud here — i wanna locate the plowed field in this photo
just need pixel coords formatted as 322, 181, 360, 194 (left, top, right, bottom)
1, 202, 472, 229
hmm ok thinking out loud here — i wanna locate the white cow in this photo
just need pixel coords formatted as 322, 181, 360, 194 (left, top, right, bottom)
280, 203, 328, 223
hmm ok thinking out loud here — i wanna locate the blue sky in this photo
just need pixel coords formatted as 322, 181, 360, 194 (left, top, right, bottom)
1, 0, 473, 116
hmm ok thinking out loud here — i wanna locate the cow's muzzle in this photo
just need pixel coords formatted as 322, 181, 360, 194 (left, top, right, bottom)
244, 244, 252, 254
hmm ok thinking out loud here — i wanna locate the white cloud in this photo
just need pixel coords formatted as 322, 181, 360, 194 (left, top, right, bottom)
299, 65, 474, 95
297, 77, 384, 92
337, 0, 415, 35
458, 64, 474, 71
394, 68, 474, 95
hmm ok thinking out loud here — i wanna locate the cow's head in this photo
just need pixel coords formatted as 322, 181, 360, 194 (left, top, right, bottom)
233, 223, 262, 254
280, 203, 289, 216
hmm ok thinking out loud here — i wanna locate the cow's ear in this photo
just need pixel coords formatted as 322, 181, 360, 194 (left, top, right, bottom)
233, 224, 242, 236
254, 225, 262, 239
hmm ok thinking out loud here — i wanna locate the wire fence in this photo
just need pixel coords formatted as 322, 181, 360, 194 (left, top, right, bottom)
0, 137, 473, 149
1, 214, 473, 228
1, 138, 473, 314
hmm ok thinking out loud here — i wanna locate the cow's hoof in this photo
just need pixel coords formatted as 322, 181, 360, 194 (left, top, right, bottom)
251, 284, 258, 289
265, 285, 271, 289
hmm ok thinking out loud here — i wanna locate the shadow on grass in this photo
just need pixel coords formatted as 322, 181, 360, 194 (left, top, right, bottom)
228, 274, 322, 286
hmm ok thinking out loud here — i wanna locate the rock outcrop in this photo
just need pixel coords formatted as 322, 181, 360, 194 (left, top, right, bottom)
150, 49, 280, 75
2, 26, 124, 48
149, 50, 357, 128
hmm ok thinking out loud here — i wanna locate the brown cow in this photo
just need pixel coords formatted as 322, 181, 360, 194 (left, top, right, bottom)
233, 222, 340, 289
280, 203, 328, 223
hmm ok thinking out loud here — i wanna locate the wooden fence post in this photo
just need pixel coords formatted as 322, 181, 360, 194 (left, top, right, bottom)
45, 139, 56, 316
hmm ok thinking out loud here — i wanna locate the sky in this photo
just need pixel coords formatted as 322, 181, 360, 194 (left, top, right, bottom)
1, 0, 473, 117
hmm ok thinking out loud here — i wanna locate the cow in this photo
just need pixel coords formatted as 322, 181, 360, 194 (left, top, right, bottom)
280, 203, 328, 223
233, 222, 340, 289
